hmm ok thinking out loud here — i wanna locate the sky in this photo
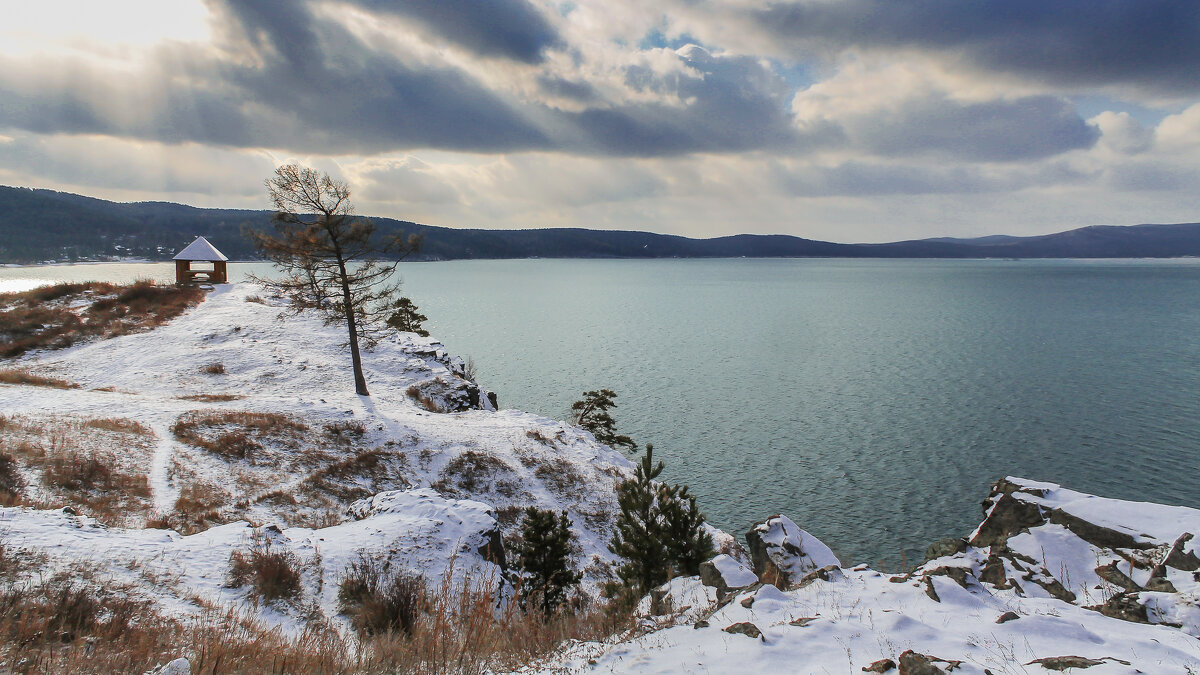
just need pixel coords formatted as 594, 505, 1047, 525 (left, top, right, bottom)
1, 1, 1198, 243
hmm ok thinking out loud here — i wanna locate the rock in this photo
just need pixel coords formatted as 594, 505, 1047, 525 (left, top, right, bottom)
486, 391, 498, 409
475, 525, 506, 570
923, 566, 974, 589
978, 555, 1010, 588
863, 658, 896, 672
1089, 592, 1149, 624
144, 658, 191, 675
740, 595, 755, 609
1026, 655, 1130, 670
1047, 508, 1154, 551
996, 611, 1020, 623
1024, 572, 1075, 602
723, 622, 762, 639
1094, 562, 1141, 592
969, 493, 1044, 548
797, 564, 846, 587
897, 650, 961, 675
1144, 565, 1177, 593
789, 616, 817, 627
924, 537, 968, 562
745, 515, 840, 589
693, 620, 709, 629
1165, 533, 1200, 571
922, 577, 940, 603
699, 554, 757, 600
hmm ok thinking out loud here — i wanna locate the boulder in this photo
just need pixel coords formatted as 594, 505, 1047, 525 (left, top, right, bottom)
862, 658, 896, 673
723, 622, 762, 639
745, 515, 840, 589
699, 554, 758, 600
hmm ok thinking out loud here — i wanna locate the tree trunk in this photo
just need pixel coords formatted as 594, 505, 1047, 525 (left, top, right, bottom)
336, 257, 370, 396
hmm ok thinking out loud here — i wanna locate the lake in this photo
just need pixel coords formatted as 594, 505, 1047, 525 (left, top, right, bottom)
4, 258, 1200, 568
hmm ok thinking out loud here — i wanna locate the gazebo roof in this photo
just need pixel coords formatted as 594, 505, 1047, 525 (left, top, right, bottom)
173, 236, 228, 262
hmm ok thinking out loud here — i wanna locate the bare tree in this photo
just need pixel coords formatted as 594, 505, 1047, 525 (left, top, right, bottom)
250, 164, 420, 396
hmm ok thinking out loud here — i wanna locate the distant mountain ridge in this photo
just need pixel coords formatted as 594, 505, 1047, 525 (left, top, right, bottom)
1, 185, 1199, 263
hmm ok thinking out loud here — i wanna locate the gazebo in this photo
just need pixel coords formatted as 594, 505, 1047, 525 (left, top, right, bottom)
173, 236, 229, 284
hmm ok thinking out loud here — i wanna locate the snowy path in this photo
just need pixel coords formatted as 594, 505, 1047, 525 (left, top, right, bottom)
148, 423, 179, 512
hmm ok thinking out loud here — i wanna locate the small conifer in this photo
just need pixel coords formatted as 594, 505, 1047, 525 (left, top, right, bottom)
385, 296, 430, 337
571, 389, 636, 452
515, 507, 582, 614
609, 444, 715, 593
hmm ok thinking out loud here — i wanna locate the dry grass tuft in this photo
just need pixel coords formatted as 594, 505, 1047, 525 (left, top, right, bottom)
244, 294, 267, 304
323, 419, 367, 441
0, 280, 204, 358
0, 368, 79, 389
82, 417, 153, 435
227, 538, 303, 602
434, 450, 522, 498
406, 385, 446, 413
338, 552, 426, 637
200, 362, 226, 375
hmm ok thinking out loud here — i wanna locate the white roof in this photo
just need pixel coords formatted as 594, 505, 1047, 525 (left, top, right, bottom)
172, 236, 228, 261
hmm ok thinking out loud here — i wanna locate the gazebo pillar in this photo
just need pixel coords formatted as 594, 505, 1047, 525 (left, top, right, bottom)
175, 259, 191, 285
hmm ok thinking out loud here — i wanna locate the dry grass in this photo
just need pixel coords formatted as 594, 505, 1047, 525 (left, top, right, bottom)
244, 294, 266, 304
406, 385, 446, 413
171, 410, 308, 462
200, 362, 226, 375
227, 539, 303, 602
177, 393, 245, 402
0, 368, 79, 389
0, 546, 628, 675
0, 451, 23, 506
0, 280, 205, 359
82, 417, 153, 435
434, 450, 523, 499
40, 449, 152, 526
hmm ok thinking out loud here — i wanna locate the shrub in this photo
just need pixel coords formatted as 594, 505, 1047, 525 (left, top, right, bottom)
201, 362, 226, 375
338, 552, 426, 636
227, 538, 303, 602
514, 508, 582, 615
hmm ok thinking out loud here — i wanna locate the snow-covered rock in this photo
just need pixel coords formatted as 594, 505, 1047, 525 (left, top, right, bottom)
744, 514, 840, 588
699, 553, 757, 599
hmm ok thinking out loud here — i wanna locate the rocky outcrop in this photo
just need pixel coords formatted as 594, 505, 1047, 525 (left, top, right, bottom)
745, 515, 840, 589
914, 477, 1200, 637
896, 650, 961, 675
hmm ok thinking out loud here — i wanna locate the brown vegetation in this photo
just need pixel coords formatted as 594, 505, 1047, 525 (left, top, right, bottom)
0, 369, 79, 389
406, 384, 446, 413
200, 362, 226, 375
0, 451, 22, 506
0, 281, 205, 358
82, 417, 152, 435
227, 539, 303, 602
171, 410, 308, 462
177, 393, 244, 402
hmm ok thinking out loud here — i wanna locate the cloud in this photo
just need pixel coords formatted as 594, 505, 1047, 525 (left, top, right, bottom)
748, 1, 1200, 96
352, 0, 561, 63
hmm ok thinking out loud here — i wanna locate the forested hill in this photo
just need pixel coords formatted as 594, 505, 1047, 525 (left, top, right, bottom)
2, 185, 1200, 263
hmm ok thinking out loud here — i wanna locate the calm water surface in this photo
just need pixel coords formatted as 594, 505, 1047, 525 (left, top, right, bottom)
5, 258, 1200, 568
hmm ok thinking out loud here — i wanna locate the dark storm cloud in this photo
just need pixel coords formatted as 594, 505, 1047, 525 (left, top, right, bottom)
354, 0, 562, 63
849, 95, 1100, 161
753, 0, 1200, 93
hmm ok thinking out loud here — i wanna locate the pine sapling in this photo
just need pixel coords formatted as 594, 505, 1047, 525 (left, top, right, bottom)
515, 507, 582, 615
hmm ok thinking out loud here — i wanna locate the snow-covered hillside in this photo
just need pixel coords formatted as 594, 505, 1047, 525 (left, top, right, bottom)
0, 283, 634, 635
3, 283, 1200, 673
